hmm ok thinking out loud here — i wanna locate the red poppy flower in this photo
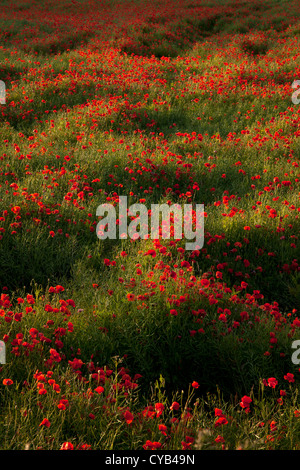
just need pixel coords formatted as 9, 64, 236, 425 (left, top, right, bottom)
55, 285, 64, 293
158, 424, 167, 435
215, 417, 228, 427
143, 440, 162, 450
267, 377, 278, 388
60, 442, 74, 450
215, 408, 225, 417
240, 395, 252, 412
78, 444, 91, 450
155, 403, 164, 417
284, 373, 294, 383
2, 379, 13, 386
170, 401, 180, 411
123, 410, 134, 424
39, 418, 50, 428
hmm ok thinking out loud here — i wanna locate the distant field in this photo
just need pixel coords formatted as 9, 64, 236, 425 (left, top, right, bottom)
0, 0, 300, 450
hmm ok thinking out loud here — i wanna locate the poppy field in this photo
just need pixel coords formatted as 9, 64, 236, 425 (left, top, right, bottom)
1, 0, 300, 451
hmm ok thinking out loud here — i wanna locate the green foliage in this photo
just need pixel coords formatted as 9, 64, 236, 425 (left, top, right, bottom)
0, 0, 300, 451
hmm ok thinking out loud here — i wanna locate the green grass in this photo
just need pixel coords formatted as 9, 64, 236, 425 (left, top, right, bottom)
0, 0, 300, 450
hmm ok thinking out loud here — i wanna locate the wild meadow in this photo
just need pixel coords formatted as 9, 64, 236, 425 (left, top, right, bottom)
0, 0, 300, 450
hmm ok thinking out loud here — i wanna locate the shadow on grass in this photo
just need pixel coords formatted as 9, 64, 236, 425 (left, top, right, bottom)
119, 0, 299, 59
0, 223, 125, 296
68, 280, 296, 401
22, 30, 94, 55
0, 80, 98, 133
